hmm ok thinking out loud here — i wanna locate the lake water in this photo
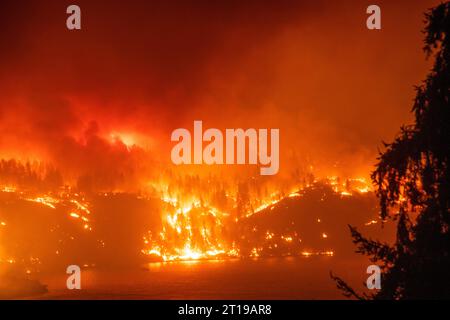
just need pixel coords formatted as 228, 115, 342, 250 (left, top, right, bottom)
35, 255, 369, 299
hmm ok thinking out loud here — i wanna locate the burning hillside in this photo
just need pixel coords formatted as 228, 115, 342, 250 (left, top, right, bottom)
0, 159, 390, 275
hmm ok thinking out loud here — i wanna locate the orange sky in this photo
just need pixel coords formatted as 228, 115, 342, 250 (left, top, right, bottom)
0, 0, 443, 180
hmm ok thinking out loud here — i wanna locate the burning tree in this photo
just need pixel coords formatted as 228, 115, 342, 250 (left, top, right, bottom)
332, 2, 450, 299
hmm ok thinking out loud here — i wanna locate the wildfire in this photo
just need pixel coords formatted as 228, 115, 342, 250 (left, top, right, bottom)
326, 176, 372, 197
1, 172, 372, 265
2, 186, 16, 193
301, 251, 334, 257
1, 187, 94, 243
26, 196, 58, 209
141, 175, 372, 262
141, 190, 234, 261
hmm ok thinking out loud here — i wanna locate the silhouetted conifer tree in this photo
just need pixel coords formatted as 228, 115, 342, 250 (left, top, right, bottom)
332, 2, 450, 299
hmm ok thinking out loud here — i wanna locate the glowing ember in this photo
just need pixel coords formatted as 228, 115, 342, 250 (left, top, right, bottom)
70, 212, 80, 218
365, 220, 378, 226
